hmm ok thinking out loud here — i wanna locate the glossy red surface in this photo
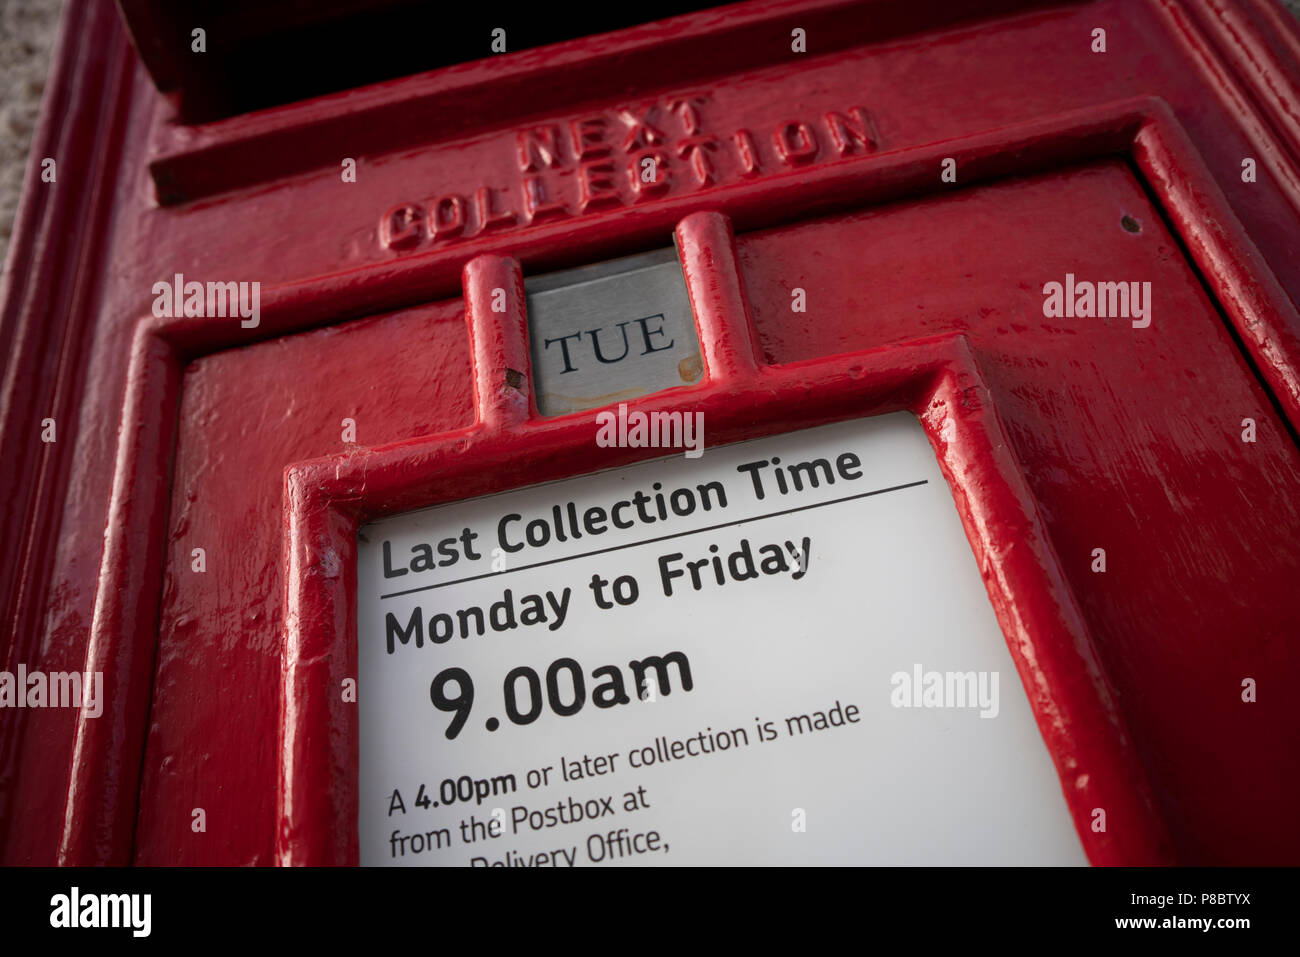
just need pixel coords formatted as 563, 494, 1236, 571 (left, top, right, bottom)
2, 0, 1299, 866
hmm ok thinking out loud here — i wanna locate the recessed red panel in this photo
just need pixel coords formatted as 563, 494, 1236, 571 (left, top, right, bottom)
737, 160, 1300, 862
135, 301, 473, 864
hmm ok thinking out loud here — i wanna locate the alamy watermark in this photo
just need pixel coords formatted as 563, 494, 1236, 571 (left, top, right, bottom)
50, 887, 150, 937
152, 272, 260, 328
595, 402, 704, 459
1042, 273, 1151, 328
890, 663, 999, 718
0, 666, 102, 717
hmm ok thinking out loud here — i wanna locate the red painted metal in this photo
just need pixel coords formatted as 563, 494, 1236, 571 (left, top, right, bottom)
3, 0, 1300, 867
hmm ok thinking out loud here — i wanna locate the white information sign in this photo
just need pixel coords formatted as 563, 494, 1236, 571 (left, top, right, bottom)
357, 413, 1087, 866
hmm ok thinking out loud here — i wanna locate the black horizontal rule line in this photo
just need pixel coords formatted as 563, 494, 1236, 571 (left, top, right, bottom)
378, 479, 929, 600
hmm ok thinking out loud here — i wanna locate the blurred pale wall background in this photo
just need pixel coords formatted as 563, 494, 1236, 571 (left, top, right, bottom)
2, 0, 1300, 268
1, 0, 64, 269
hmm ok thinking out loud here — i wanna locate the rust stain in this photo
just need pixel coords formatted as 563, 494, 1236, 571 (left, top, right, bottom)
543, 386, 647, 415
677, 353, 703, 382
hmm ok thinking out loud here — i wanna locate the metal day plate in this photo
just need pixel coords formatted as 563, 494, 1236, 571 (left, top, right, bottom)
525, 248, 704, 416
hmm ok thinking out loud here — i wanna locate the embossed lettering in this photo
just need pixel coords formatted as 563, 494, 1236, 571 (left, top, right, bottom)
773, 120, 818, 165
571, 115, 613, 159
517, 126, 564, 172
475, 186, 518, 231
522, 174, 568, 222
670, 95, 708, 135
381, 203, 423, 250
825, 108, 878, 156
676, 136, 719, 186
378, 99, 884, 254
430, 195, 466, 240
578, 159, 621, 212
732, 130, 761, 176
619, 106, 667, 151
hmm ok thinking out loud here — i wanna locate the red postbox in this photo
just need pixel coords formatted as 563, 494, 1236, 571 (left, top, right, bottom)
2, 0, 1299, 868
